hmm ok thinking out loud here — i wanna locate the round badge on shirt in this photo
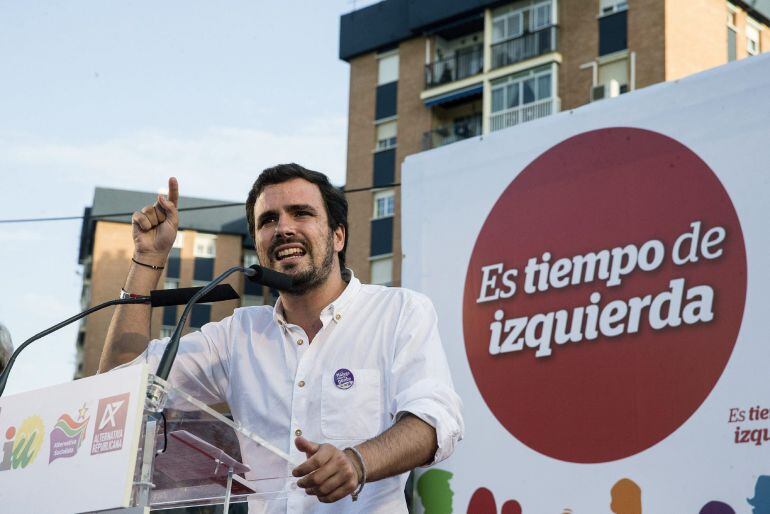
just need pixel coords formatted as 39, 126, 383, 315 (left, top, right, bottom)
334, 368, 355, 390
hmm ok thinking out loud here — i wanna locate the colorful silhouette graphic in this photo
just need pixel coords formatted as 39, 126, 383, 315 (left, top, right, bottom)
466, 487, 523, 514
467, 487, 496, 514
699, 500, 735, 514
610, 478, 642, 514
417, 469, 454, 514
748, 475, 770, 514
500, 499, 522, 514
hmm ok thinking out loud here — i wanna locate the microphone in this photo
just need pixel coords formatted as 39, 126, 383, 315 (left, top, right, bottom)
246, 264, 294, 292
150, 284, 239, 307
0, 285, 241, 397
154, 265, 292, 382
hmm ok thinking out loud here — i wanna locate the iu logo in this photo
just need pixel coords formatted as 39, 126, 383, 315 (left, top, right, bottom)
91, 393, 130, 455
0, 412, 45, 471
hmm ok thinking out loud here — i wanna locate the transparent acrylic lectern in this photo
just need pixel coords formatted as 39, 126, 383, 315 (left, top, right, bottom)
102, 374, 299, 513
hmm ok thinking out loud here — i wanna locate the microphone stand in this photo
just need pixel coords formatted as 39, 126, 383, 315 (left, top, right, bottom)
0, 296, 149, 397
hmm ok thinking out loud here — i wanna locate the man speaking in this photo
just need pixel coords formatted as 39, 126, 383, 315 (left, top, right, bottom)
99, 163, 463, 512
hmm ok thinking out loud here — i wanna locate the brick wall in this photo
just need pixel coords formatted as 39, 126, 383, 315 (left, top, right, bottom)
664, 0, 725, 81
344, 53, 377, 282
630, 0, 666, 87
559, 0, 599, 110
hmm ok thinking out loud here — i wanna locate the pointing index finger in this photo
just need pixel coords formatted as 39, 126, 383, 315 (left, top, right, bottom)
167, 177, 179, 207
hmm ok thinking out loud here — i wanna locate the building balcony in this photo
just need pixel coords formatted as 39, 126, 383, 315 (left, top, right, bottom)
425, 44, 484, 88
490, 97, 560, 132
422, 114, 482, 150
491, 26, 558, 70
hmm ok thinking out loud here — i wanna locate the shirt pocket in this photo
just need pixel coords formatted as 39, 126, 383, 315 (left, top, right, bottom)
321, 368, 382, 440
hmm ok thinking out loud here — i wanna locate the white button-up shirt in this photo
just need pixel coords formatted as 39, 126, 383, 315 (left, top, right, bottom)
138, 274, 463, 513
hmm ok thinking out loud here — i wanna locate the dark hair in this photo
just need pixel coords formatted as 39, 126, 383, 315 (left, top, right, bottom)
246, 163, 348, 270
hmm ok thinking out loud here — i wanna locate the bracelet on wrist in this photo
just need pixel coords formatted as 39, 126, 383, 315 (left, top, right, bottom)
344, 447, 367, 501
131, 256, 165, 270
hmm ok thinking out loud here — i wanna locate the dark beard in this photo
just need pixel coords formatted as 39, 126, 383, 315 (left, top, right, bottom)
286, 232, 335, 295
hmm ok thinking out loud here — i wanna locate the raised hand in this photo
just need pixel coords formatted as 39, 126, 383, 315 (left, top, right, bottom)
292, 436, 361, 503
131, 177, 179, 265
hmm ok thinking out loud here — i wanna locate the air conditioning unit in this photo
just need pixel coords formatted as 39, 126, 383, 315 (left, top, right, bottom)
590, 79, 621, 102
591, 84, 606, 101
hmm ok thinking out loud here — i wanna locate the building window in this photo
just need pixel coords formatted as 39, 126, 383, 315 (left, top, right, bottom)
378, 51, 399, 85
370, 257, 393, 286
173, 231, 185, 249
599, 56, 629, 92
747, 22, 761, 55
728, 27, 737, 61
491, 66, 552, 112
532, 3, 552, 30
727, 3, 738, 27
373, 147, 396, 187
373, 190, 395, 219
80, 281, 91, 310
243, 249, 264, 305
599, 6, 628, 55
490, 66, 555, 131
600, 0, 628, 15
190, 304, 211, 329
167, 247, 182, 278
370, 217, 393, 256
193, 257, 215, 282
492, 2, 552, 44
162, 305, 177, 336
375, 120, 397, 151
492, 9, 523, 43
194, 233, 217, 258
243, 249, 259, 268
375, 82, 398, 120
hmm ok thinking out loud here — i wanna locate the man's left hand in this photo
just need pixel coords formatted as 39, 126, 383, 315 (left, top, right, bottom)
292, 436, 361, 503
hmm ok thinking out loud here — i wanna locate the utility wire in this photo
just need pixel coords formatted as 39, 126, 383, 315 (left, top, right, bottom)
0, 183, 401, 224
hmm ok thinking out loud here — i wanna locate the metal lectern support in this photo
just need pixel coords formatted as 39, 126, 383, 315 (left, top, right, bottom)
224, 466, 234, 513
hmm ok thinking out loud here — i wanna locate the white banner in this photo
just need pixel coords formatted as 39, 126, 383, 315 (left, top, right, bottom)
403, 54, 770, 513
0, 364, 148, 514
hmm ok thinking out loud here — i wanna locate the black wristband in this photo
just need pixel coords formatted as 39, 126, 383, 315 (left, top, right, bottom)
131, 257, 165, 271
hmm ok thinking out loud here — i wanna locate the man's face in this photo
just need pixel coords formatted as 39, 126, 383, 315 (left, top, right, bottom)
253, 178, 345, 294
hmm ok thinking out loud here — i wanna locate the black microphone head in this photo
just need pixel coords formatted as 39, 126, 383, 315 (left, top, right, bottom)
247, 264, 294, 292
150, 284, 240, 307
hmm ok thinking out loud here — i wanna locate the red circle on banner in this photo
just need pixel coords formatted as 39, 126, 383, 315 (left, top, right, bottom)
462, 128, 746, 463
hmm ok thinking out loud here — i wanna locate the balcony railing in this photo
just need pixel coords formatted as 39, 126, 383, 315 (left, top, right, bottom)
491, 26, 557, 69
422, 115, 483, 150
425, 44, 484, 88
489, 98, 560, 132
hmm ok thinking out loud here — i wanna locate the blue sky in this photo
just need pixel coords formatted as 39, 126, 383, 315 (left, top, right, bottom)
0, 1, 375, 394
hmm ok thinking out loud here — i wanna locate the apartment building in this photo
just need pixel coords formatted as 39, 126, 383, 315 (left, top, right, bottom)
75, 188, 269, 378
339, 0, 770, 287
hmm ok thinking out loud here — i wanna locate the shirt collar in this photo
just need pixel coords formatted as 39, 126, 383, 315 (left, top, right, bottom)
272, 269, 360, 327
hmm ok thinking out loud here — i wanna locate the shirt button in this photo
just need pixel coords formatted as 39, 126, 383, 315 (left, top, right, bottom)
335, 313, 341, 321
295, 429, 302, 437
297, 339, 304, 345
298, 380, 305, 388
